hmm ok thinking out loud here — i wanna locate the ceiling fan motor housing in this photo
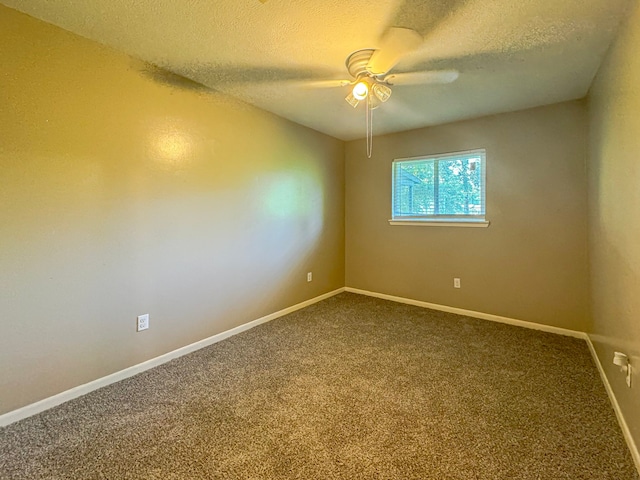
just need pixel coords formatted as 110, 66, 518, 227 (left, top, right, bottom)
346, 49, 376, 79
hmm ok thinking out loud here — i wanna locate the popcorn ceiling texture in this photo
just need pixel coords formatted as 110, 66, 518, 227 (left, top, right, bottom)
0, 0, 630, 140
1, 293, 637, 479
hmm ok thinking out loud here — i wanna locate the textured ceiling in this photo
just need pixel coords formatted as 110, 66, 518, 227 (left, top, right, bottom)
1, 0, 630, 140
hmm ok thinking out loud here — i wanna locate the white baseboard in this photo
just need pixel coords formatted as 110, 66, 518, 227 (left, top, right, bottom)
0, 288, 345, 427
344, 287, 586, 339
585, 336, 640, 474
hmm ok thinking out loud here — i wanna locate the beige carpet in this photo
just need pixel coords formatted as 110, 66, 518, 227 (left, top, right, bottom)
0, 292, 637, 479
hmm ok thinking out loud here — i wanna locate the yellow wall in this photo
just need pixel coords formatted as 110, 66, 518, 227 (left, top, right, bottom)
345, 102, 589, 331
588, 0, 640, 451
0, 6, 345, 414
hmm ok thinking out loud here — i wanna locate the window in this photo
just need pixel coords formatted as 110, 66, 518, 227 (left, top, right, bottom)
391, 149, 488, 226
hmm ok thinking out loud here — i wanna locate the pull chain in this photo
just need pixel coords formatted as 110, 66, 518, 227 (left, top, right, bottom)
366, 95, 373, 158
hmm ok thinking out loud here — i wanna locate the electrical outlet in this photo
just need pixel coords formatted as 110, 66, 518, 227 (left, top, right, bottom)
137, 314, 149, 332
613, 352, 632, 388
454, 278, 461, 288
307, 272, 313, 282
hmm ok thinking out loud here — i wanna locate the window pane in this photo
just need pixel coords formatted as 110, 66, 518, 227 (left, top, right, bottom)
437, 156, 484, 215
394, 161, 435, 216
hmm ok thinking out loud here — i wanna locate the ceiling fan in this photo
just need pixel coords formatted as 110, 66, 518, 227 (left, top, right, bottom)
310, 27, 459, 108
318, 27, 460, 157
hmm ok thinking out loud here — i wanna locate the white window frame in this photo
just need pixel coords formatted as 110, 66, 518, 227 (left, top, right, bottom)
389, 148, 489, 227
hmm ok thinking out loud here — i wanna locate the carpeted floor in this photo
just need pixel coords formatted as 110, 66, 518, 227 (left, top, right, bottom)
0, 293, 638, 479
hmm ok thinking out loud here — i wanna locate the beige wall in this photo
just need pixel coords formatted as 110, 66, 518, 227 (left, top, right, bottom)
0, 6, 345, 415
588, 0, 640, 451
345, 102, 589, 331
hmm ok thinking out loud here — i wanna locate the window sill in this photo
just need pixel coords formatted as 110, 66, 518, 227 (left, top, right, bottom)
388, 219, 490, 228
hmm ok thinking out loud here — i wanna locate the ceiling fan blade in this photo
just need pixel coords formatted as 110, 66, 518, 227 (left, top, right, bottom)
300, 79, 352, 89
386, 70, 460, 86
221, 78, 352, 95
367, 27, 423, 76
389, 0, 470, 37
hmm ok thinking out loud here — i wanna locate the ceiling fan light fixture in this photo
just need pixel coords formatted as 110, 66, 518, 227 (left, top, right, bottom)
372, 83, 392, 103
352, 80, 369, 100
345, 92, 360, 108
